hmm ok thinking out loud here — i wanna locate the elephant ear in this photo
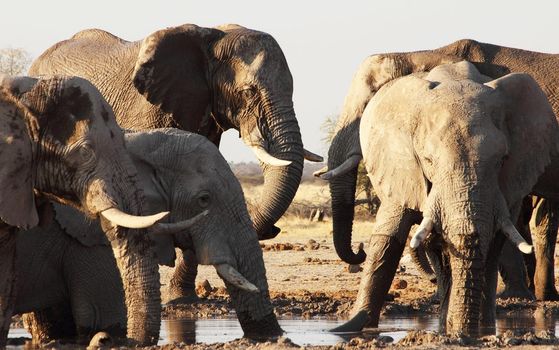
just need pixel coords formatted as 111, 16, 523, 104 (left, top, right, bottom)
486, 73, 559, 206
361, 77, 430, 211
0, 80, 40, 229
52, 203, 109, 247
132, 24, 222, 130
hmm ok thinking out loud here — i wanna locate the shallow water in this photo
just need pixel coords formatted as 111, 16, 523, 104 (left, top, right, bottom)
8, 309, 559, 346
158, 310, 559, 346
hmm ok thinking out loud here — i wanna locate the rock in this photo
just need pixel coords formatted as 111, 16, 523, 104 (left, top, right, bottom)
196, 279, 213, 297
347, 264, 362, 273
392, 279, 408, 289
306, 239, 320, 250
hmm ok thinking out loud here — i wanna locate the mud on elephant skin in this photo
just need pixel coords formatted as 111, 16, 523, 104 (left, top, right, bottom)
0, 75, 168, 346
322, 39, 559, 300
330, 62, 559, 337
25, 128, 282, 341
30, 23, 323, 241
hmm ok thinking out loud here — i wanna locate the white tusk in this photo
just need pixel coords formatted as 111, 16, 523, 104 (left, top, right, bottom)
251, 145, 292, 167
320, 155, 362, 180
150, 210, 209, 235
215, 264, 259, 293
304, 148, 324, 162
501, 219, 533, 254
313, 166, 328, 178
100, 208, 169, 229
410, 217, 434, 248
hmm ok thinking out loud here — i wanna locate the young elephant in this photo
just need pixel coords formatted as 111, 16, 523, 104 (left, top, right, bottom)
333, 62, 559, 337
0, 76, 168, 346
22, 128, 281, 344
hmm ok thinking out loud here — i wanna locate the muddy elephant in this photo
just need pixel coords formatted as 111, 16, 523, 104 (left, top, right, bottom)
0, 75, 169, 346
22, 128, 281, 343
321, 39, 559, 301
330, 62, 559, 337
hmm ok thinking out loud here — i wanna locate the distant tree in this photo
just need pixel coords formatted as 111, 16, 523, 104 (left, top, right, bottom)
0, 48, 32, 75
321, 114, 380, 215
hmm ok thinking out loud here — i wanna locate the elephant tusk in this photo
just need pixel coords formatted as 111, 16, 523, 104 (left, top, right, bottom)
313, 166, 328, 178
409, 217, 434, 248
303, 148, 324, 162
320, 155, 361, 180
500, 219, 533, 254
215, 264, 260, 293
100, 208, 169, 229
250, 145, 292, 167
150, 210, 209, 235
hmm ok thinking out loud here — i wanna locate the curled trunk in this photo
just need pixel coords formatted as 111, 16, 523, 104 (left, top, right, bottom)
410, 245, 437, 283
251, 114, 303, 240
330, 168, 366, 264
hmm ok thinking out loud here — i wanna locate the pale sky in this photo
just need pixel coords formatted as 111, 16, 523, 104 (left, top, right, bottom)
3, 0, 558, 162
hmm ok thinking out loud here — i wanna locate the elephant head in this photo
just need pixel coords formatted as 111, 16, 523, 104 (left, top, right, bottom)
131, 24, 320, 239
123, 128, 282, 337
0, 75, 167, 345
359, 62, 558, 336
322, 53, 462, 265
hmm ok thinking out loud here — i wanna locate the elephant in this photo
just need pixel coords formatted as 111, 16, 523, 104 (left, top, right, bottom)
14, 204, 126, 345
320, 39, 559, 301
0, 75, 169, 346
20, 128, 282, 344
329, 61, 559, 337
30, 23, 323, 305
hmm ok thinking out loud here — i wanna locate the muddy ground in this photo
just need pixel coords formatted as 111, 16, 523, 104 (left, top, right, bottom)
154, 217, 559, 349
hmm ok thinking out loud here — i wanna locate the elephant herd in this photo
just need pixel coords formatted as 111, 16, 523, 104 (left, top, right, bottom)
0, 22, 558, 346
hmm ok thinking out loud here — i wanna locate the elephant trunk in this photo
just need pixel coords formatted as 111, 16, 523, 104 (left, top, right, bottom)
443, 194, 491, 337
250, 110, 303, 239
226, 228, 282, 337
328, 120, 366, 265
97, 164, 161, 345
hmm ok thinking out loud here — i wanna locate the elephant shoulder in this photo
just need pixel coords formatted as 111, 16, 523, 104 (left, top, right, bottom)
52, 203, 109, 247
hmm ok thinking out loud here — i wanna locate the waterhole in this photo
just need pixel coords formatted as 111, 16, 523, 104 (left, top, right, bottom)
8, 309, 559, 346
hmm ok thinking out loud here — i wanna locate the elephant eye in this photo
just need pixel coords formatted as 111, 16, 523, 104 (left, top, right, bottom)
197, 192, 211, 208
240, 86, 257, 99
79, 143, 95, 161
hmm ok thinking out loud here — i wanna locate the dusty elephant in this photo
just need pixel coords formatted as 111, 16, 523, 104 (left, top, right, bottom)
0, 75, 168, 346
22, 128, 282, 343
330, 62, 559, 337
321, 39, 559, 301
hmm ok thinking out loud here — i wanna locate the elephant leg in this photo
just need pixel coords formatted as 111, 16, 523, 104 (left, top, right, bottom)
332, 204, 420, 332
167, 249, 199, 304
498, 240, 535, 300
65, 244, 127, 343
23, 304, 76, 345
0, 229, 16, 346
531, 197, 559, 301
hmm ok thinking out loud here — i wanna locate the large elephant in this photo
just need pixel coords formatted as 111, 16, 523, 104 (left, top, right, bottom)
331, 62, 559, 336
21, 128, 281, 343
30, 23, 322, 305
322, 39, 559, 301
0, 75, 168, 346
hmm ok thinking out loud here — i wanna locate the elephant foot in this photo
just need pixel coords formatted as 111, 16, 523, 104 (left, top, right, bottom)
165, 289, 200, 306
497, 286, 535, 301
331, 310, 370, 333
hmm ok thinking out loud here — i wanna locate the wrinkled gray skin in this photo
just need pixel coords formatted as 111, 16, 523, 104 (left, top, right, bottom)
14, 208, 126, 345
23, 129, 281, 342
332, 62, 559, 337
326, 39, 559, 301
30, 23, 307, 241
0, 76, 160, 346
